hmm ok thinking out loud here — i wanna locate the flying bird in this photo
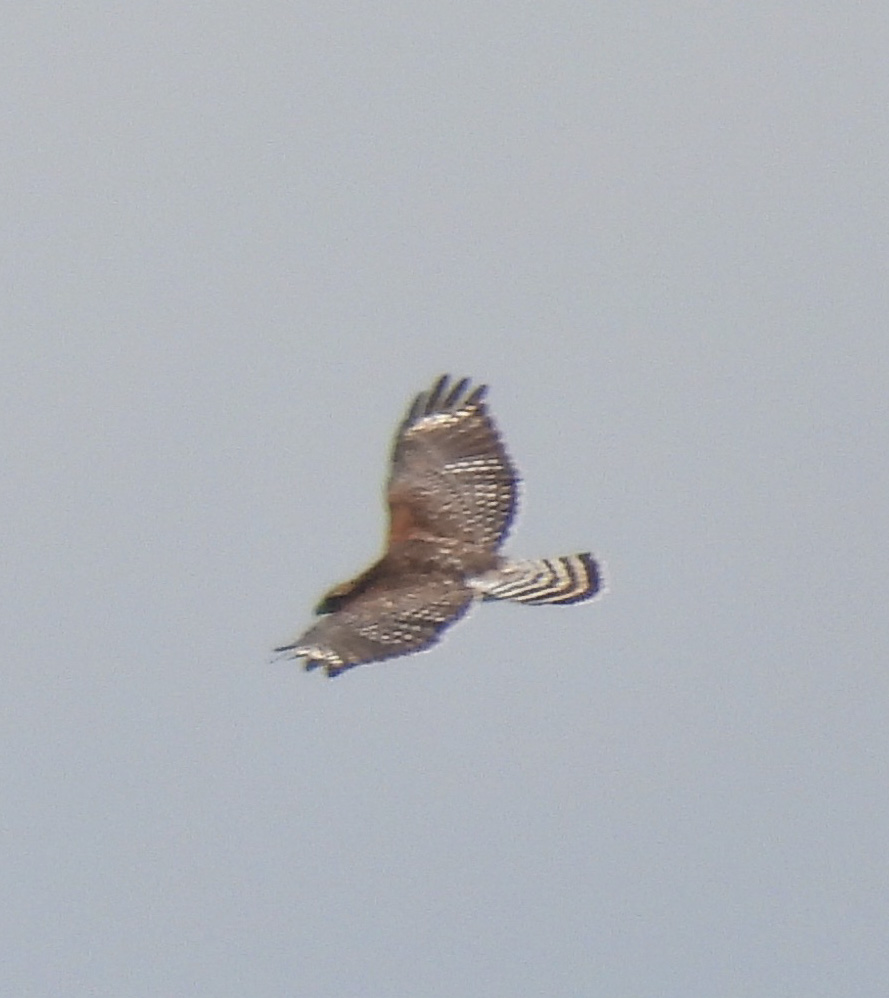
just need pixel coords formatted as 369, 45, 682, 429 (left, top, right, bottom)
276, 375, 603, 676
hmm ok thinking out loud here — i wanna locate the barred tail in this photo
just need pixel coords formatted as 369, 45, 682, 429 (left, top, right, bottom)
474, 553, 603, 606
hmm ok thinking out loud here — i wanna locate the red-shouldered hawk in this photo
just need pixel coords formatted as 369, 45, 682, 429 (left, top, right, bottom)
275, 375, 603, 676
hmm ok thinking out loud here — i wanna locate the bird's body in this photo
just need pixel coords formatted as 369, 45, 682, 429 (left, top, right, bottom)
276, 375, 603, 676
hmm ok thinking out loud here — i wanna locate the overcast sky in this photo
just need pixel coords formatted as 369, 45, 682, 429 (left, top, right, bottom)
2, 3, 888, 996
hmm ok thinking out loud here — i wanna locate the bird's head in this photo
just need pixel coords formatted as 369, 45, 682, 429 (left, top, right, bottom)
314, 579, 359, 615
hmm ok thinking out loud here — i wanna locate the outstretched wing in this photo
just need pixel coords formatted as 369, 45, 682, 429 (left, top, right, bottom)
275, 576, 473, 677
386, 375, 518, 552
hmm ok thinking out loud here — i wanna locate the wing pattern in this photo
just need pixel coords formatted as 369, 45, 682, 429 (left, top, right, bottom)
278, 575, 473, 676
386, 375, 519, 551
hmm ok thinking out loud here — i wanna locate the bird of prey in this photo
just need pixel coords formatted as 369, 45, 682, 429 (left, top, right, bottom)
276, 375, 603, 676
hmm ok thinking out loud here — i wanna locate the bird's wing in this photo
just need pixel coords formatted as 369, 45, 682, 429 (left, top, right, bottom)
275, 575, 474, 677
385, 375, 518, 551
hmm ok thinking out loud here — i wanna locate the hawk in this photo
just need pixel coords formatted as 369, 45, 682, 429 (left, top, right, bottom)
276, 375, 603, 676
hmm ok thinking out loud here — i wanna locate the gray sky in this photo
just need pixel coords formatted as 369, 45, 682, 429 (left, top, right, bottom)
2, 3, 887, 996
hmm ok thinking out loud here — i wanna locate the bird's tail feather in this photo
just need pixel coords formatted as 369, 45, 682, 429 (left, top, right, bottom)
473, 553, 603, 605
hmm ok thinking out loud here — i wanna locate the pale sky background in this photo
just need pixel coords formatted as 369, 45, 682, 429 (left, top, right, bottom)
2, 4, 888, 996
